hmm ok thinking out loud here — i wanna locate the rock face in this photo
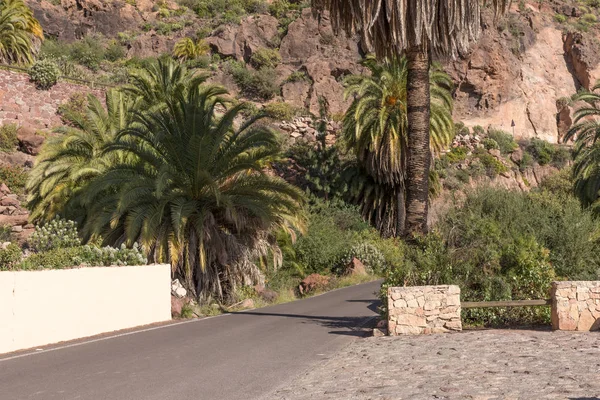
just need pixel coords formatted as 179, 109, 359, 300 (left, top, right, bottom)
0, 184, 32, 243
387, 285, 462, 335
278, 9, 363, 116
448, 8, 595, 144
27, 0, 144, 41
207, 15, 279, 62
563, 31, 600, 91
551, 281, 600, 331
0, 69, 104, 130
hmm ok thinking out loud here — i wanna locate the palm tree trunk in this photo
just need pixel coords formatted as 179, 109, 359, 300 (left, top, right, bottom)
395, 186, 405, 238
404, 45, 431, 237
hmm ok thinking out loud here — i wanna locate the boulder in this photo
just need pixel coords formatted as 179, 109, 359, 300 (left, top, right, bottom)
0, 183, 10, 195
299, 273, 330, 295
0, 197, 19, 207
17, 133, 45, 156
171, 295, 186, 317
240, 298, 255, 309
171, 279, 187, 298
0, 214, 28, 227
345, 257, 368, 276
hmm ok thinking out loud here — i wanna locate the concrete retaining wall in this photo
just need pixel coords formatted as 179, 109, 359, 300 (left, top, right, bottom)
0, 264, 171, 354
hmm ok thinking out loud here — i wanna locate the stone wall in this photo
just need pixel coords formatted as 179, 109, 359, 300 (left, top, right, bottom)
551, 281, 600, 331
387, 285, 462, 335
0, 69, 104, 131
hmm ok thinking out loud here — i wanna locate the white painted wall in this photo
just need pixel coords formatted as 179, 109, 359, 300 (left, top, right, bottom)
0, 264, 171, 354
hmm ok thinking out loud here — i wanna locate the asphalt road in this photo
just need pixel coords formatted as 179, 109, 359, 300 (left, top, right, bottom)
0, 280, 381, 400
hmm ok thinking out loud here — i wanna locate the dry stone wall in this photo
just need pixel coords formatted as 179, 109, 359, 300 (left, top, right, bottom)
551, 281, 600, 331
0, 69, 104, 131
388, 285, 462, 335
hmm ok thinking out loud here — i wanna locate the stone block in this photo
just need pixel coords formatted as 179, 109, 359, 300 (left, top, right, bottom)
387, 285, 461, 336
552, 281, 600, 331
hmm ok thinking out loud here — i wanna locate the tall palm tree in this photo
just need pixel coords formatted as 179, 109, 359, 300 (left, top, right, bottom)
343, 55, 453, 237
565, 83, 600, 213
27, 89, 136, 224
312, 0, 509, 236
80, 81, 304, 302
0, 0, 43, 64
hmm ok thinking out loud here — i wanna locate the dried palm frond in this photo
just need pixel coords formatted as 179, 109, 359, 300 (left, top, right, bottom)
312, 0, 510, 57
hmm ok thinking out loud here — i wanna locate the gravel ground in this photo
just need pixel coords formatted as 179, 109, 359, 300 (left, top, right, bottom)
268, 329, 600, 400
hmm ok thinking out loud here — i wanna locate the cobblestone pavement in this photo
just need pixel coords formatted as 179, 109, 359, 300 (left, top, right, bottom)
269, 329, 600, 400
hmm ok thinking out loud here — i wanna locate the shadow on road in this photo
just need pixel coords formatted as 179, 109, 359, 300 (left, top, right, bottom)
237, 301, 380, 337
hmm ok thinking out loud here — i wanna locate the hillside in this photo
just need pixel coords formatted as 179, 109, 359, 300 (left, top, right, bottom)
20, 0, 600, 144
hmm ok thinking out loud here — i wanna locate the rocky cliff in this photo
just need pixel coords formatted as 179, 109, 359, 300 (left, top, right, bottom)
24, 0, 600, 143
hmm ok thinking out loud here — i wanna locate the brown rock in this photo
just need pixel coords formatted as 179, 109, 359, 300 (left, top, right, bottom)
299, 273, 330, 295
171, 295, 186, 317
0, 197, 19, 207
0, 183, 10, 195
344, 257, 368, 276
0, 214, 28, 226
240, 298, 255, 309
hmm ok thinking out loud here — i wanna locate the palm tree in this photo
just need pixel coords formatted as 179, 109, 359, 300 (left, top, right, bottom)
312, 0, 509, 236
173, 37, 210, 62
343, 55, 453, 237
27, 89, 136, 224
565, 83, 600, 213
0, 0, 43, 64
80, 80, 304, 302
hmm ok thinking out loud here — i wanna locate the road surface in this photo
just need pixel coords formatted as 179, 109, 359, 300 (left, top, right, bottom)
0, 280, 381, 400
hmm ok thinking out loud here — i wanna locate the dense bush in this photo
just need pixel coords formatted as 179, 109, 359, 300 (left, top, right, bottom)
227, 61, 280, 100
29, 218, 81, 252
0, 124, 18, 152
382, 183, 600, 326
263, 101, 296, 120
29, 59, 61, 89
0, 244, 22, 270
337, 242, 386, 275
250, 48, 281, 69
69, 35, 106, 71
487, 129, 518, 154
0, 165, 28, 194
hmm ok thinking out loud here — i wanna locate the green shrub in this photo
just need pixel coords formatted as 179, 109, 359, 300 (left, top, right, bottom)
17, 243, 146, 270
105, 40, 126, 62
336, 242, 385, 275
0, 225, 12, 242
250, 48, 281, 69
554, 14, 567, 23
487, 129, 518, 154
0, 244, 22, 270
519, 151, 535, 171
482, 138, 499, 150
0, 124, 18, 152
227, 61, 280, 100
57, 93, 89, 124
454, 121, 470, 136
582, 13, 597, 23
29, 218, 81, 252
472, 125, 485, 136
527, 138, 555, 165
29, 59, 61, 89
477, 152, 509, 177
444, 147, 469, 164
69, 35, 106, 71
0, 165, 27, 194
263, 102, 296, 120
293, 199, 372, 275
286, 71, 311, 83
